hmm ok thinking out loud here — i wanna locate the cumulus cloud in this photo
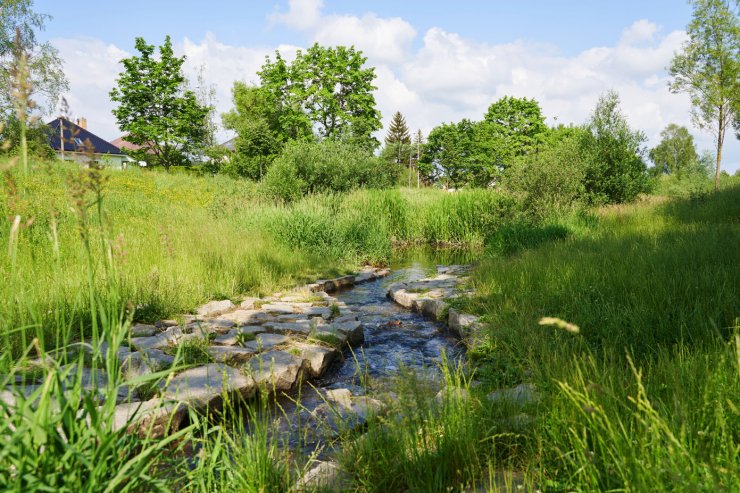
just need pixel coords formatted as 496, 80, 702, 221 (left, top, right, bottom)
49, 8, 738, 170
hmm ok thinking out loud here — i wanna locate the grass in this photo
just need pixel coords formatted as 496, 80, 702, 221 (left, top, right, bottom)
1, 161, 547, 354
459, 183, 740, 491
2, 156, 738, 492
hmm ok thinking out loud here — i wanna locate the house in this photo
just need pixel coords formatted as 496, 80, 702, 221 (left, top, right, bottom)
110, 135, 154, 166
47, 117, 131, 168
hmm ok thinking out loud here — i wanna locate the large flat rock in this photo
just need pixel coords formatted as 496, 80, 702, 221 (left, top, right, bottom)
163, 363, 256, 408
246, 351, 306, 392
207, 346, 256, 365
243, 333, 289, 352
196, 300, 235, 318
294, 343, 340, 378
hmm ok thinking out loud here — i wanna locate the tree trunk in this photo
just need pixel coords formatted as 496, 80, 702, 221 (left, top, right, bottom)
716, 106, 724, 192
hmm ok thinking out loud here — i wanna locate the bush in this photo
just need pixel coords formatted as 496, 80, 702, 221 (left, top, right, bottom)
262, 140, 398, 201
506, 126, 588, 217
581, 91, 649, 204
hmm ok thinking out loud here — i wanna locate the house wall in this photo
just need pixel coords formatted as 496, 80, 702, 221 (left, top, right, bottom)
54, 151, 130, 169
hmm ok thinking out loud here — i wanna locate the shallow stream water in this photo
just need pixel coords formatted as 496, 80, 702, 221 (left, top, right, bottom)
253, 250, 475, 457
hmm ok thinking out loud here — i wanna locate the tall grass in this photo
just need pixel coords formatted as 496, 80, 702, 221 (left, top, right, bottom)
0, 163, 543, 343
463, 182, 740, 491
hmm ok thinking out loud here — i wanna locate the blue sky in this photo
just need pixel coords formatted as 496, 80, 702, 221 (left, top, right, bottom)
33, 0, 740, 172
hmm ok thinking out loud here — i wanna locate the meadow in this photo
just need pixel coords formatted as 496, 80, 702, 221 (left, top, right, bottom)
0, 159, 738, 492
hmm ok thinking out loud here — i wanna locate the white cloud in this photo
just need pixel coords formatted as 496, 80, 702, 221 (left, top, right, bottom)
51, 37, 129, 139
50, 13, 739, 171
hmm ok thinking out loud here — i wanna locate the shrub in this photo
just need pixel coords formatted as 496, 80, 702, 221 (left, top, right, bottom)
262, 140, 398, 201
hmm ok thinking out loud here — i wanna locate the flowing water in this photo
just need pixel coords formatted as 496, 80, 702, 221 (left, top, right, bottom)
253, 251, 475, 457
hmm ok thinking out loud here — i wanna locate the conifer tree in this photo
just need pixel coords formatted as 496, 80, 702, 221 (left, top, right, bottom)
384, 111, 411, 165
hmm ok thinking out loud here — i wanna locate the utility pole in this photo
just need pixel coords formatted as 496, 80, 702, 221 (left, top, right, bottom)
416, 129, 421, 189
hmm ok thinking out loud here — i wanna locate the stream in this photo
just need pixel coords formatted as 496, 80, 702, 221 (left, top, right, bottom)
250, 251, 474, 458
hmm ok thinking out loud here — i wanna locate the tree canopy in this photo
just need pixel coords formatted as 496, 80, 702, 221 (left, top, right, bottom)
669, 0, 740, 191
110, 36, 210, 170
257, 44, 382, 150
483, 96, 547, 166
649, 124, 699, 175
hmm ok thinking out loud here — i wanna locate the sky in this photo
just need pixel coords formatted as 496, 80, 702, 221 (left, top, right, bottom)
33, 0, 740, 172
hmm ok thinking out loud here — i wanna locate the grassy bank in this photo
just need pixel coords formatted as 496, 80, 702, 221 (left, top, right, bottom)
456, 183, 739, 491
0, 161, 538, 351
2, 158, 737, 491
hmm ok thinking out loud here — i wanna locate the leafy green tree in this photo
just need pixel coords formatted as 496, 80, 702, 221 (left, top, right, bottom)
384, 110, 412, 166
649, 124, 699, 175
669, 0, 740, 191
259, 44, 382, 149
0, 0, 67, 116
110, 36, 209, 171
421, 119, 498, 188
222, 83, 283, 179
483, 96, 547, 168
581, 91, 649, 204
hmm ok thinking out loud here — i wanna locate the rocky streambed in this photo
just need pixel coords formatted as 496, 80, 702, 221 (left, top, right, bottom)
2, 260, 487, 482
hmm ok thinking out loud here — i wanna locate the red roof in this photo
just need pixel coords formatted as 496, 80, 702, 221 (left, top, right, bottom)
111, 135, 156, 154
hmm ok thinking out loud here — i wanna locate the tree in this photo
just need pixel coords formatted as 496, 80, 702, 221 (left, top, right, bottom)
0, 0, 67, 117
221, 83, 283, 179
649, 124, 699, 175
259, 44, 382, 149
421, 119, 498, 188
669, 0, 740, 191
483, 96, 547, 168
110, 36, 209, 171
581, 91, 649, 204
384, 111, 412, 166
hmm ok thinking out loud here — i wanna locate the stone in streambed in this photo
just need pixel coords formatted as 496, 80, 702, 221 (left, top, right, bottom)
246, 350, 306, 391
243, 333, 289, 352
163, 363, 256, 408
196, 300, 235, 318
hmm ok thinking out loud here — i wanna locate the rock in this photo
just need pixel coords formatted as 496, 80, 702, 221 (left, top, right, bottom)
243, 333, 289, 352
487, 383, 539, 406
130, 333, 174, 351
436, 264, 470, 275
246, 351, 306, 391
163, 363, 256, 408
196, 300, 235, 318
212, 326, 265, 346
276, 313, 309, 323
260, 303, 296, 315
121, 349, 174, 380
303, 306, 332, 319
207, 346, 256, 365
112, 399, 187, 436
205, 319, 235, 333
388, 284, 418, 309
130, 323, 158, 337
414, 298, 449, 321
448, 308, 481, 338
297, 461, 349, 492
218, 310, 270, 326
354, 271, 375, 284
295, 343, 340, 378
330, 320, 364, 346
157, 319, 180, 328
312, 389, 384, 432
312, 328, 349, 348
240, 297, 260, 310
263, 321, 315, 336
